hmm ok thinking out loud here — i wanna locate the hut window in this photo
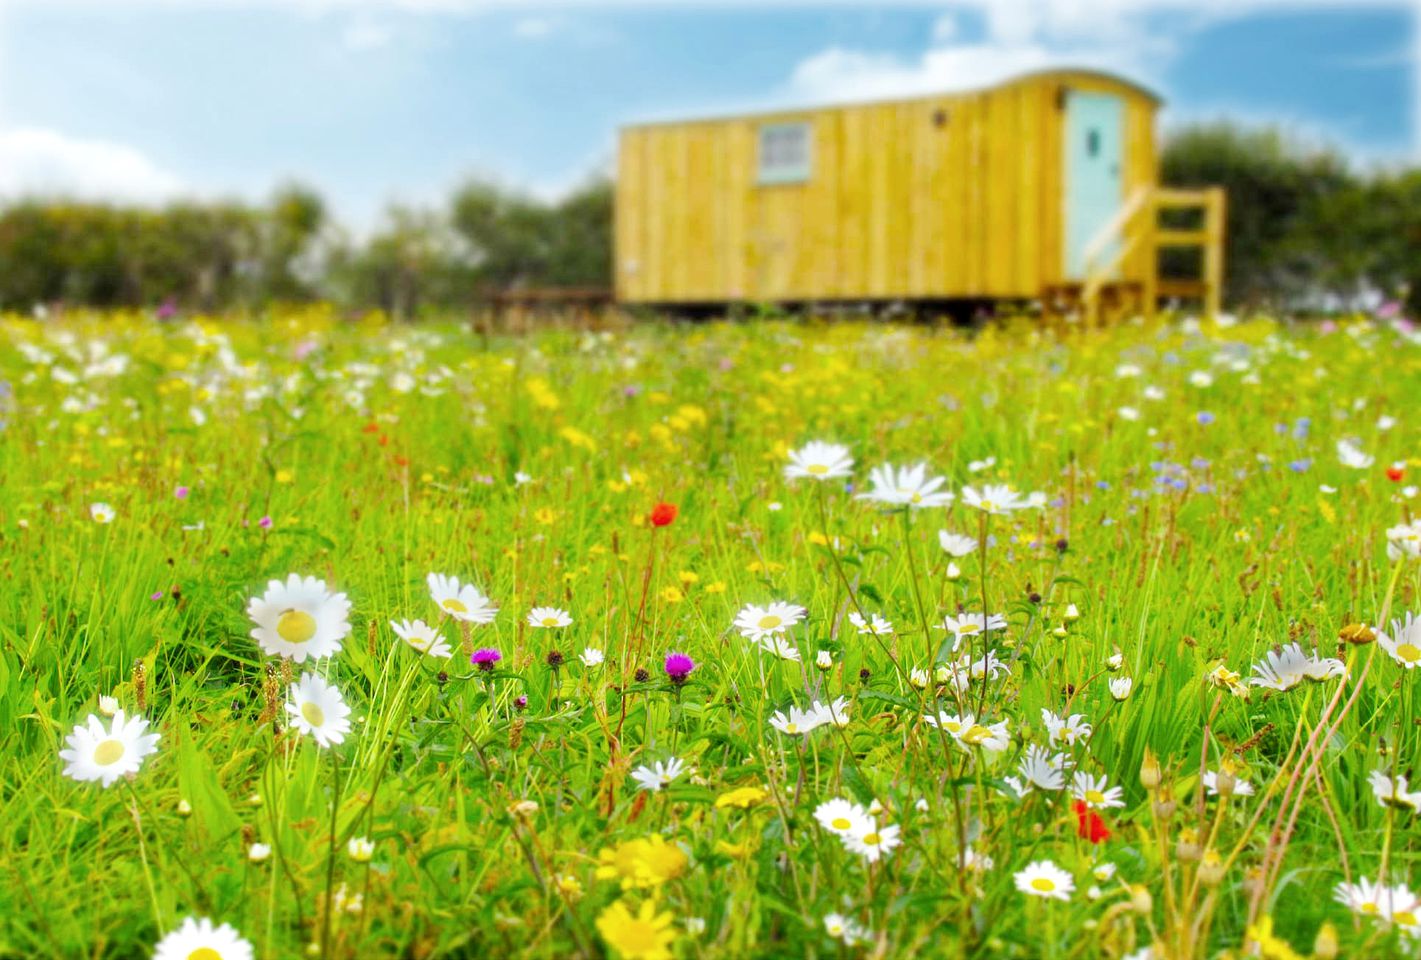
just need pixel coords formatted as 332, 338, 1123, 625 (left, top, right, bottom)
757, 122, 811, 185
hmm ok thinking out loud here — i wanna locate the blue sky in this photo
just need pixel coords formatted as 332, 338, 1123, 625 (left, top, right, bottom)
0, 1, 1413, 228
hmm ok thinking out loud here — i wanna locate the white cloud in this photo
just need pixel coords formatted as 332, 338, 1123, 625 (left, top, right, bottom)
787, 7, 1176, 106
784, 0, 1406, 108
513, 15, 559, 38
342, 16, 392, 49
0, 128, 186, 203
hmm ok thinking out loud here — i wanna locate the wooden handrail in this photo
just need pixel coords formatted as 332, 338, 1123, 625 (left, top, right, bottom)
1077, 184, 1225, 325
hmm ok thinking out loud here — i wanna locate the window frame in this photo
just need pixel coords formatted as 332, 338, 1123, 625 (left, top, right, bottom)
756, 121, 812, 186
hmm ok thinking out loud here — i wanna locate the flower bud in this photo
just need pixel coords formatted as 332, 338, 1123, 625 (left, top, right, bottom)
1197, 849, 1225, 886
1129, 885, 1154, 914
1176, 829, 1201, 861
945, 561, 961, 582
1140, 750, 1162, 790
1214, 769, 1238, 798
1313, 921, 1339, 960
1153, 798, 1176, 820
1339, 623, 1376, 645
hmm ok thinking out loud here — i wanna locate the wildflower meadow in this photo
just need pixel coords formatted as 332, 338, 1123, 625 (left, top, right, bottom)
3, 309, 1421, 960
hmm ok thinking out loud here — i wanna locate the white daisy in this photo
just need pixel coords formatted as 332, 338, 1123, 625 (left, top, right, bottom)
1070, 772, 1126, 809
153, 917, 254, 960
962, 650, 1011, 683
961, 483, 1039, 515
89, 502, 116, 524
784, 441, 854, 481
59, 709, 160, 788
1334, 877, 1392, 918
842, 821, 901, 862
1016, 744, 1073, 792
1201, 769, 1255, 797
1380, 614, 1421, 669
1014, 860, 1075, 901
630, 756, 690, 792
769, 706, 825, 736
579, 647, 605, 668
390, 619, 451, 658
1248, 643, 1346, 691
246, 574, 351, 663
924, 712, 1011, 753
1109, 677, 1134, 701
847, 611, 894, 635
856, 462, 955, 509
427, 572, 498, 624
812, 697, 853, 728
347, 836, 376, 862
938, 612, 1008, 651
285, 673, 352, 748
1369, 769, 1421, 811
733, 601, 806, 640
1387, 522, 1421, 561
1338, 439, 1375, 469
758, 634, 802, 662
814, 797, 873, 836
527, 606, 573, 629
938, 531, 977, 557
1042, 708, 1093, 746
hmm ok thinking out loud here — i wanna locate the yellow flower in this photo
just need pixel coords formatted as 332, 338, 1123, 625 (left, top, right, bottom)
595, 835, 688, 889
658, 586, 683, 604
715, 785, 767, 810
275, 469, 295, 484
714, 837, 757, 859
1245, 916, 1303, 960
677, 570, 700, 585
704, 582, 727, 595
535, 507, 557, 526
596, 900, 677, 960
807, 532, 828, 546
559, 426, 597, 452
553, 873, 584, 901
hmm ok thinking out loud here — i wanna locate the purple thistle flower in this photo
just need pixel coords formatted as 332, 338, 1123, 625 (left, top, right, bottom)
257, 515, 272, 529
471, 648, 502, 672
664, 652, 695, 685
174, 485, 189, 500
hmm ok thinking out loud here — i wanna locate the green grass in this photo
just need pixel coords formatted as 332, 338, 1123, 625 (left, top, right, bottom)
0, 310, 1418, 959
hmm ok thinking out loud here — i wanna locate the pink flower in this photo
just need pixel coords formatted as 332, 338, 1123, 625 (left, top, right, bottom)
258, 515, 272, 529
174, 486, 189, 500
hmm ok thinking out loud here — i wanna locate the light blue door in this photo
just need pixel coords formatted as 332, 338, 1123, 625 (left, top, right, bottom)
1063, 91, 1125, 280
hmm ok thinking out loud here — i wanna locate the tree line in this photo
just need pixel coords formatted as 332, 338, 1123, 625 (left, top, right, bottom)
0, 122, 1415, 317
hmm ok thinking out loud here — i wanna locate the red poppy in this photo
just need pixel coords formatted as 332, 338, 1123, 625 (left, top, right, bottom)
650, 502, 678, 527
1387, 465, 1405, 482
1073, 800, 1110, 844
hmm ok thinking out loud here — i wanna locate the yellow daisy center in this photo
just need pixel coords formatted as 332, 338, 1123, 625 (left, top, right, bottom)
1398, 643, 1421, 664
831, 817, 851, 830
442, 598, 468, 614
784, 723, 799, 734
959, 624, 981, 635
541, 616, 561, 627
93, 739, 125, 766
963, 725, 991, 744
862, 832, 881, 846
301, 701, 326, 728
277, 609, 317, 644
910, 493, 923, 504
1362, 902, 1379, 914
807, 463, 829, 475
1031, 877, 1056, 892
944, 721, 963, 733
1398, 911, 1419, 927
1086, 789, 1106, 804
188, 949, 224, 960
757, 614, 782, 630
